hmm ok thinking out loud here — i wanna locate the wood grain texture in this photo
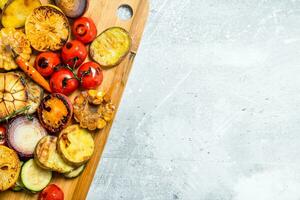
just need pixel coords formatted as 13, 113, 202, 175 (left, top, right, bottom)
0, 0, 149, 199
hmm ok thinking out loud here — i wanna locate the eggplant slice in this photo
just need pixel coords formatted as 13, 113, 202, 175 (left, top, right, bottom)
54, 0, 87, 18
90, 27, 131, 68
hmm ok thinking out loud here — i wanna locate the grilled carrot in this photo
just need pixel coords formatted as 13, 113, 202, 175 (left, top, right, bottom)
15, 56, 52, 93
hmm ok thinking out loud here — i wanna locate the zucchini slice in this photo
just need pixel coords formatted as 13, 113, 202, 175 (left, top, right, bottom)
63, 164, 85, 178
57, 125, 94, 166
35, 135, 74, 173
90, 27, 131, 68
11, 178, 25, 192
21, 159, 52, 192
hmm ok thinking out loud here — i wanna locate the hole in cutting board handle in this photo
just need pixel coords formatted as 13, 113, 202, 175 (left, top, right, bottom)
117, 4, 133, 20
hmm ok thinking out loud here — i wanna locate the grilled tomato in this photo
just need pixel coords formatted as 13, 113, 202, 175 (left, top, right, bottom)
38, 93, 73, 133
39, 184, 64, 200
50, 68, 79, 96
0, 125, 6, 145
72, 17, 97, 44
77, 61, 103, 90
35, 52, 61, 77
61, 40, 87, 68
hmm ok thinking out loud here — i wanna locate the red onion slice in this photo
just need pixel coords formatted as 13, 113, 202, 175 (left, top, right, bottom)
8, 116, 47, 158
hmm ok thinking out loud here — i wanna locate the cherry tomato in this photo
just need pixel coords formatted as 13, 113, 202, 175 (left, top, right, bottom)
61, 40, 87, 68
35, 52, 61, 77
77, 61, 103, 89
50, 69, 79, 96
0, 126, 6, 145
72, 17, 97, 44
38, 184, 64, 200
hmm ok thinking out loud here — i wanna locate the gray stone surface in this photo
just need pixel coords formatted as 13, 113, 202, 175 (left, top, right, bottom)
88, 0, 300, 199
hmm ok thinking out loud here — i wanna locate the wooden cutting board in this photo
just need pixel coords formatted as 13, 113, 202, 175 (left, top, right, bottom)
0, 0, 149, 199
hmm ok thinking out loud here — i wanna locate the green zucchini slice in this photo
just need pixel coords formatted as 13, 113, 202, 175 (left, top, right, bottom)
63, 164, 85, 178
21, 159, 52, 192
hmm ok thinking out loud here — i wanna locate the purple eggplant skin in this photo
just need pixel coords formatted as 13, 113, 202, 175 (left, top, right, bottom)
55, 0, 87, 18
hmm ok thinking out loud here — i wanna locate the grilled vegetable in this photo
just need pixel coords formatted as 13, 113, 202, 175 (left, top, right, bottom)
25, 5, 70, 51
7, 116, 47, 158
38, 184, 64, 200
0, 125, 6, 145
77, 61, 103, 90
35, 135, 74, 173
0, 145, 21, 191
11, 161, 25, 192
38, 93, 73, 133
55, 0, 87, 18
2, 0, 41, 28
61, 40, 87, 68
57, 125, 94, 166
63, 164, 85, 178
20, 72, 44, 114
21, 159, 52, 192
11, 71, 44, 115
73, 90, 115, 130
0, 71, 44, 121
0, 72, 28, 119
0, 0, 8, 9
90, 27, 131, 68
11, 182, 23, 191
0, 27, 31, 71
35, 52, 61, 77
50, 68, 79, 96
14, 56, 52, 93
44, 0, 54, 4
72, 17, 97, 44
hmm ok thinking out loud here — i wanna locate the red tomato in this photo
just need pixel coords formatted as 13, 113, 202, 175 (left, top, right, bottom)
77, 61, 103, 89
38, 184, 64, 200
0, 126, 6, 145
72, 17, 97, 44
61, 40, 87, 68
35, 52, 61, 77
50, 69, 79, 96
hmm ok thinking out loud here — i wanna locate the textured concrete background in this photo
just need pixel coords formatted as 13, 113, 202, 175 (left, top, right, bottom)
88, 0, 300, 199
